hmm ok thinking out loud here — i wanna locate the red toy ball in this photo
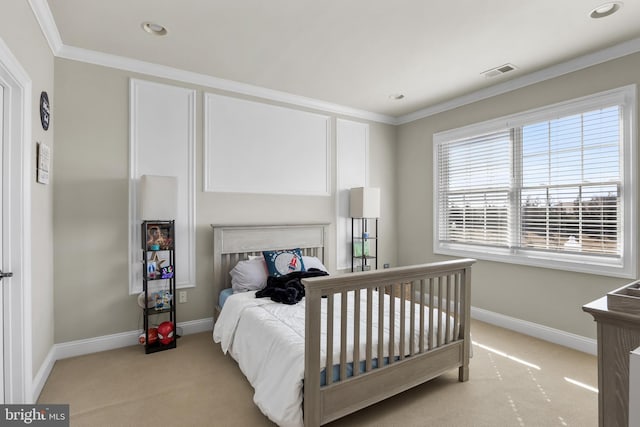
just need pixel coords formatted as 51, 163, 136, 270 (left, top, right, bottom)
139, 327, 158, 345
157, 321, 174, 345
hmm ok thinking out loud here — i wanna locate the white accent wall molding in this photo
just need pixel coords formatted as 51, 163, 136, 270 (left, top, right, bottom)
204, 93, 331, 195
336, 119, 369, 270
129, 79, 196, 294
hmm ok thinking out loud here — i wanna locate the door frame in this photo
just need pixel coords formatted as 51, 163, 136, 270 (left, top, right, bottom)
0, 37, 33, 404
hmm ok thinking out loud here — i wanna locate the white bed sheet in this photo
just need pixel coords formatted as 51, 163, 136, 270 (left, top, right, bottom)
213, 289, 453, 427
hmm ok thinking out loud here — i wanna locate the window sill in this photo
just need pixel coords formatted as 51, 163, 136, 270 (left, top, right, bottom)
435, 243, 634, 279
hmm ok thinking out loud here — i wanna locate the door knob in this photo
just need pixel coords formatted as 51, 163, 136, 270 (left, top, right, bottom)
0, 270, 13, 281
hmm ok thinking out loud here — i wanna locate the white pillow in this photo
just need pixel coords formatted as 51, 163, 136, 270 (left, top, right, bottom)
229, 258, 268, 293
302, 256, 328, 272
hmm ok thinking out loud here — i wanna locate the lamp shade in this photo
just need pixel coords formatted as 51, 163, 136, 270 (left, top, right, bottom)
139, 175, 178, 220
350, 187, 380, 218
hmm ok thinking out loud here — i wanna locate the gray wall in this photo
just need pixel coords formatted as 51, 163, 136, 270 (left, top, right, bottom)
53, 58, 398, 343
397, 52, 640, 339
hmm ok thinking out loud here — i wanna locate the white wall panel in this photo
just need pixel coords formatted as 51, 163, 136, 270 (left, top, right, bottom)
129, 79, 196, 293
204, 93, 330, 195
336, 119, 369, 270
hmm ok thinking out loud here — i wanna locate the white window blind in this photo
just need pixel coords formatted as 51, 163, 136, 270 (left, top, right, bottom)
437, 130, 511, 247
434, 86, 636, 278
520, 107, 620, 256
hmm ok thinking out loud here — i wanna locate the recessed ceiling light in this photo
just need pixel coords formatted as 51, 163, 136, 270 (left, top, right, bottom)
142, 22, 168, 36
388, 94, 405, 100
589, 2, 623, 19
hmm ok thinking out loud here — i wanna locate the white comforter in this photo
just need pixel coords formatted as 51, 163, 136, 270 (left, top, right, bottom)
213, 290, 451, 427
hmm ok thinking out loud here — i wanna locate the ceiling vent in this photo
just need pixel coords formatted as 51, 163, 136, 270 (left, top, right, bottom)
481, 63, 517, 78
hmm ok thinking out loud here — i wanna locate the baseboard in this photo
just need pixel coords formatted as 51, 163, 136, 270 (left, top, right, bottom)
32, 346, 56, 403
471, 306, 597, 356
33, 310, 595, 403
32, 317, 214, 402
54, 317, 214, 360
176, 317, 215, 336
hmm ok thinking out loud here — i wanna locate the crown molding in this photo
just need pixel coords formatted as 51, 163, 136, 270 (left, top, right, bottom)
30, 1, 640, 127
397, 36, 640, 125
28, 0, 63, 55
29, 1, 396, 125
57, 44, 398, 125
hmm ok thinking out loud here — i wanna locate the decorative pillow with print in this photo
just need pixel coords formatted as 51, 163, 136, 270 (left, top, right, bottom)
262, 248, 306, 277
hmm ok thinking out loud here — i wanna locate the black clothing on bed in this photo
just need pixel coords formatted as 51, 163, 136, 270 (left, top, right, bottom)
255, 269, 328, 304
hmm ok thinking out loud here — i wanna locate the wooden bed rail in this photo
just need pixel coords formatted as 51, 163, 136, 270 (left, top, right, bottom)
302, 258, 475, 426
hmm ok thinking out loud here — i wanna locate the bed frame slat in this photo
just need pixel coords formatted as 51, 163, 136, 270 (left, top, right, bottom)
340, 291, 348, 381
409, 281, 416, 356
388, 284, 395, 365
445, 275, 451, 345
377, 288, 384, 368
326, 294, 334, 386
428, 278, 434, 351
399, 283, 406, 361
454, 273, 460, 339
437, 277, 443, 347
366, 288, 373, 372
353, 289, 361, 377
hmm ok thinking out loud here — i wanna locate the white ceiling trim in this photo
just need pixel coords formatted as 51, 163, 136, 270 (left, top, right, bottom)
28, 0, 63, 55
56, 43, 397, 124
397, 36, 640, 125
30, 1, 640, 127
29, 2, 395, 125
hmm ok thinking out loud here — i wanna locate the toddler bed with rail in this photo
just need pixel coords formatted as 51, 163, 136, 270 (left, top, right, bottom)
211, 223, 474, 427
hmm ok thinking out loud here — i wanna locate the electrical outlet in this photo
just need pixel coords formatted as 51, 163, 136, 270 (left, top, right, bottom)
383, 263, 390, 269
178, 291, 187, 303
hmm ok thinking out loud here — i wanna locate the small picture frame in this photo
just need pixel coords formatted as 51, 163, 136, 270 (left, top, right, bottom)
153, 290, 173, 311
161, 266, 174, 279
146, 223, 174, 251
37, 142, 51, 184
147, 251, 170, 278
146, 261, 158, 279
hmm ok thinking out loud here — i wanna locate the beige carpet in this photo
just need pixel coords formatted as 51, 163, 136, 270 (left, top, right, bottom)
38, 320, 597, 426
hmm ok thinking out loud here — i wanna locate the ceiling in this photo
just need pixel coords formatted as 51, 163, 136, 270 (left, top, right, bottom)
43, 0, 640, 120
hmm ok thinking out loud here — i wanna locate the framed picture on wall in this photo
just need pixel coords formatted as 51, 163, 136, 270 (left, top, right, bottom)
37, 142, 51, 184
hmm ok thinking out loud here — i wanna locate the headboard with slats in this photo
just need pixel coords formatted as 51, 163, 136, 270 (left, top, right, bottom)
211, 223, 328, 315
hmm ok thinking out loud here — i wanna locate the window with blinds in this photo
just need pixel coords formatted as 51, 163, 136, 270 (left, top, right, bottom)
437, 131, 511, 248
433, 86, 636, 278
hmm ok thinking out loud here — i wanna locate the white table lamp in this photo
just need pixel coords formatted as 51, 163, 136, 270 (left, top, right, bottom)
139, 175, 178, 220
350, 187, 380, 218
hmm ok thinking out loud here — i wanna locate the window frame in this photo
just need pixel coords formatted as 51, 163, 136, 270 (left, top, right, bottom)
433, 85, 637, 278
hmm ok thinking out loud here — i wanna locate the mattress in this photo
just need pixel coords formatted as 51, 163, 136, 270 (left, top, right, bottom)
219, 288, 234, 308
213, 290, 453, 427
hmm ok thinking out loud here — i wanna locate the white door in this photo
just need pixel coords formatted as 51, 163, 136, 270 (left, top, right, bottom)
0, 37, 29, 404
0, 84, 5, 403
